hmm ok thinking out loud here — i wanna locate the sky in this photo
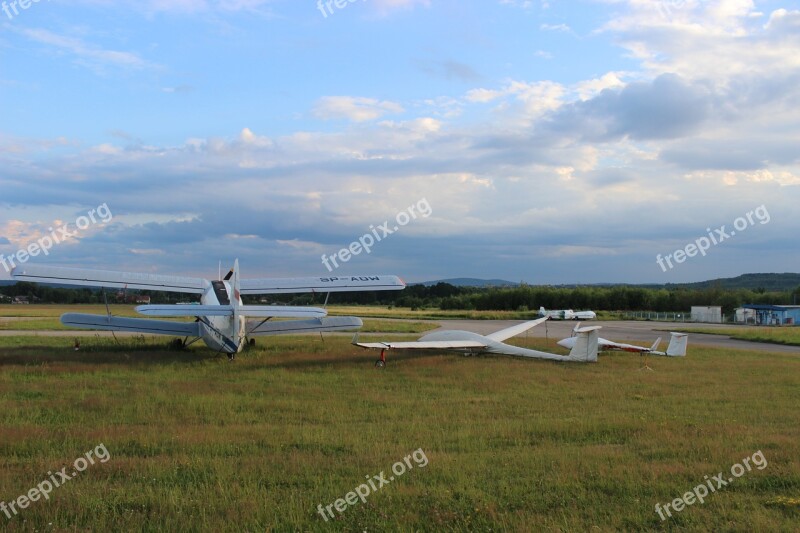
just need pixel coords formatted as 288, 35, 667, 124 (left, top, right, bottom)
0, 0, 798, 285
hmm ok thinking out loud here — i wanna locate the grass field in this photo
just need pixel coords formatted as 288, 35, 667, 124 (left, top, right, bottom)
0, 331, 798, 531
672, 326, 800, 347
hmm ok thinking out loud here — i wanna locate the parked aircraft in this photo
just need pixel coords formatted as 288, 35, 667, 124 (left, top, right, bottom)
353, 317, 601, 368
538, 306, 597, 320
557, 325, 688, 356
11, 261, 405, 359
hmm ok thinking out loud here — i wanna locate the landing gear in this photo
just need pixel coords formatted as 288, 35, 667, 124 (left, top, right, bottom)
375, 349, 387, 369
249, 338, 256, 348
169, 338, 185, 350
227, 352, 236, 362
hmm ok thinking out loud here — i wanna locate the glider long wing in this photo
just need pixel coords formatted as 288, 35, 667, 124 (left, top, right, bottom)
354, 340, 487, 350
12, 265, 208, 294
485, 317, 548, 342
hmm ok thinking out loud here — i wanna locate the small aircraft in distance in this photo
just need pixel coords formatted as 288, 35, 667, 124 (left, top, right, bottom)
538, 306, 597, 320
353, 317, 601, 368
12, 261, 405, 359
557, 325, 688, 356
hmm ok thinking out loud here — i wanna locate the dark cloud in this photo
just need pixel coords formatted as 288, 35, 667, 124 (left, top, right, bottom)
547, 74, 712, 141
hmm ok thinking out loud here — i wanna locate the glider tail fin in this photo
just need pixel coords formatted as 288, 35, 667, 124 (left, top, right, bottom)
666, 333, 688, 356
567, 326, 600, 362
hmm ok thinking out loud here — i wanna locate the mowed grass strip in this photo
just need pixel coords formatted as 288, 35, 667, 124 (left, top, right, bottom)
0, 334, 798, 531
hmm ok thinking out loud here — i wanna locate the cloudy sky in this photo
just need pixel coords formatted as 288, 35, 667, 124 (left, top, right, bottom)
1, 0, 798, 284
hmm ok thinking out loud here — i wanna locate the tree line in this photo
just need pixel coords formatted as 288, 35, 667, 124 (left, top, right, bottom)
3, 281, 798, 314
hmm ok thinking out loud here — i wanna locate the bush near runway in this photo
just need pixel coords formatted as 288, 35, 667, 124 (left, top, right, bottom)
0, 334, 798, 531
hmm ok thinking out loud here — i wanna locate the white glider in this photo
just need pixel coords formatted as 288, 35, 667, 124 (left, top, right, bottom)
353, 317, 601, 367
12, 261, 405, 358
557, 325, 688, 357
538, 306, 596, 321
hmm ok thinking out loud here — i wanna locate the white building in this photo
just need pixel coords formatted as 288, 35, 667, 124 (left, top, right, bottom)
691, 306, 722, 323
734, 307, 757, 324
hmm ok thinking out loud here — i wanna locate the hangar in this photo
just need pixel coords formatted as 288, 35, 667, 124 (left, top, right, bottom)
741, 304, 800, 326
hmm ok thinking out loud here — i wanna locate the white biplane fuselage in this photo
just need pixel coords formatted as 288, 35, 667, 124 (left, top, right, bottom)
199, 279, 246, 354
12, 261, 406, 357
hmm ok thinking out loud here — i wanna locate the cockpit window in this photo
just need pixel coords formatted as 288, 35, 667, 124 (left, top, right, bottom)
211, 281, 230, 305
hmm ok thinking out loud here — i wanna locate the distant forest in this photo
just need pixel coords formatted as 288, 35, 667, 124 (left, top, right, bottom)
2, 280, 799, 314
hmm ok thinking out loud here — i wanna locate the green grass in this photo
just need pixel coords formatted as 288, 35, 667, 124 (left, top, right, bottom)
0, 333, 798, 531
672, 326, 800, 347
359, 319, 437, 334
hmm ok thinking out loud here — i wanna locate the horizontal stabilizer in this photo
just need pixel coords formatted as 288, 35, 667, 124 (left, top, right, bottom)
61, 313, 202, 337
137, 305, 233, 317
248, 316, 363, 336
650, 337, 662, 352
12, 265, 208, 294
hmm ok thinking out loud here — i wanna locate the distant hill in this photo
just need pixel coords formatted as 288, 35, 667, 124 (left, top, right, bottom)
417, 278, 519, 288
416, 273, 800, 291
662, 273, 800, 292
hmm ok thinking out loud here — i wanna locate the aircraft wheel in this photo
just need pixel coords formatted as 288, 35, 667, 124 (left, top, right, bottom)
248, 338, 256, 348
375, 359, 386, 369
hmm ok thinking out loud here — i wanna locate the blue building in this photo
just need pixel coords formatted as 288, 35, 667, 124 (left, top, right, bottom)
742, 304, 800, 326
